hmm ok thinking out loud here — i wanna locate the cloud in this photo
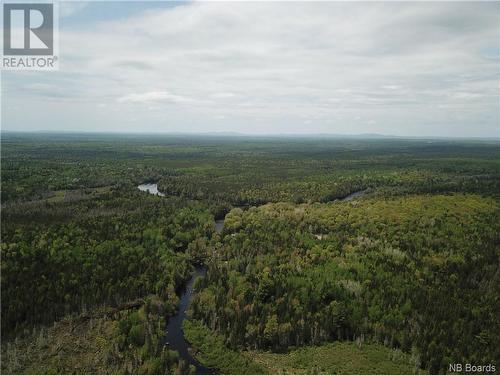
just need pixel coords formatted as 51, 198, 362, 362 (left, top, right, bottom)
3, 1, 499, 136
60, 2, 89, 18
117, 91, 194, 104
211, 92, 236, 99
114, 60, 156, 71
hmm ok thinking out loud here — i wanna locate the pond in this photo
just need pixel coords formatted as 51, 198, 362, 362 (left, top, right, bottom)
137, 183, 165, 197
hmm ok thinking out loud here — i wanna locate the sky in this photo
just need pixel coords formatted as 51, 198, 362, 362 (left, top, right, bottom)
1, 1, 500, 137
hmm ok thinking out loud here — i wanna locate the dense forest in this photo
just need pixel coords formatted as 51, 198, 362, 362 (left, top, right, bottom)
190, 195, 499, 373
1, 133, 499, 374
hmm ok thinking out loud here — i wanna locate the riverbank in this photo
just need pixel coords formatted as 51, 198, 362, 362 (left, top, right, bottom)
164, 267, 213, 375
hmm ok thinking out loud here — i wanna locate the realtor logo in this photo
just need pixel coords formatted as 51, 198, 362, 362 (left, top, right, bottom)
4, 3, 53, 55
2, 2, 58, 70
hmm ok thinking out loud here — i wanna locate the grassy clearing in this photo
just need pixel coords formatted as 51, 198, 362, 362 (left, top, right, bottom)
248, 342, 426, 375
184, 320, 425, 375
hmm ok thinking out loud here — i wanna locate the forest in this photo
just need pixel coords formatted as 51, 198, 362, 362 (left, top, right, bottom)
1, 132, 499, 374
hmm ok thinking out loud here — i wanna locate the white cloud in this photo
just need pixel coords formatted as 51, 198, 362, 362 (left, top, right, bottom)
3, 1, 500, 136
211, 92, 236, 99
117, 91, 194, 104
60, 2, 89, 18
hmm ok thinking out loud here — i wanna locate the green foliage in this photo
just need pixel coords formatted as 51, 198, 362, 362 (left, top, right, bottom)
2, 134, 499, 374
191, 195, 499, 374
2, 134, 499, 204
0, 300, 192, 375
1, 184, 214, 335
183, 319, 266, 375
252, 342, 426, 375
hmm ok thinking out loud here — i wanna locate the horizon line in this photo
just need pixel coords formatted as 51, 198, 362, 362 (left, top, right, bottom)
1, 129, 499, 141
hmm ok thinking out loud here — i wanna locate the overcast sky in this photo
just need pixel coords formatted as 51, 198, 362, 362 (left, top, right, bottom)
2, 1, 499, 137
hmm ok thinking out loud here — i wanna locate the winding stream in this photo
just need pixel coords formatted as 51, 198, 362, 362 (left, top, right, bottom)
165, 266, 213, 374
137, 182, 364, 373
138, 183, 218, 374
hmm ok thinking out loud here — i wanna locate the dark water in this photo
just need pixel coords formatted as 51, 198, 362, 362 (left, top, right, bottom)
163, 213, 226, 374
215, 219, 224, 234
165, 266, 213, 375
165, 221, 222, 373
